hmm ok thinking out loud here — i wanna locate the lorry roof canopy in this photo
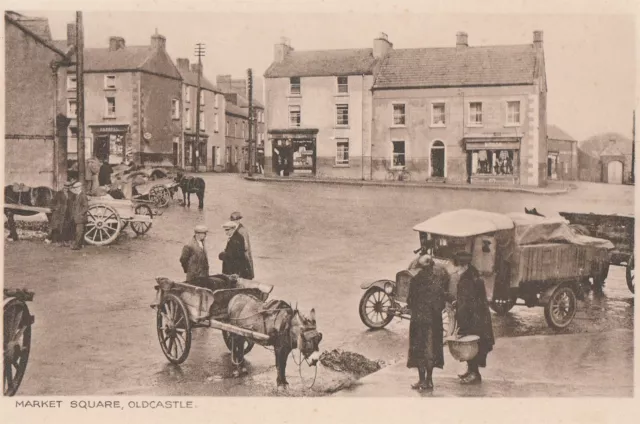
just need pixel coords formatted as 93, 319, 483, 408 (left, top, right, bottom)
413, 209, 514, 237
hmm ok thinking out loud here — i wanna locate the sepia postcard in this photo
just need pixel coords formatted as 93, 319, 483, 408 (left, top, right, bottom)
1, 0, 638, 423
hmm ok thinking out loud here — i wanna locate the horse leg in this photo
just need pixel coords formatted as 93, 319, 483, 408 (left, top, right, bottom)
275, 345, 290, 388
187, 192, 191, 207
6, 212, 19, 241
197, 190, 204, 210
231, 335, 245, 377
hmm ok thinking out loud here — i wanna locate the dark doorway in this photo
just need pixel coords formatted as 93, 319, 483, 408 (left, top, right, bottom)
94, 136, 109, 162
466, 152, 473, 183
430, 140, 445, 178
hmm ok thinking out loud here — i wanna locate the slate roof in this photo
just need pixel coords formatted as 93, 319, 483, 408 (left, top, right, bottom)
224, 92, 264, 109
225, 102, 248, 118
178, 68, 219, 92
547, 125, 577, 142
264, 48, 378, 78
73, 46, 182, 79
374, 44, 537, 89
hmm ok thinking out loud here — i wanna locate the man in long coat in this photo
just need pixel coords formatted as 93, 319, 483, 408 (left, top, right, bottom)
219, 221, 253, 279
180, 225, 210, 281
230, 211, 254, 279
69, 182, 89, 250
406, 255, 450, 391
46, 181, 71, 244
454, 251, 495, 385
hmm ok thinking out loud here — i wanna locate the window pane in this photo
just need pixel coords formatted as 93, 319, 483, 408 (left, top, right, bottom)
470, 102, 482, 124
290, 77, 301, 94
393, 104, 405, 125
336, 104, 349, 125
392, 141, 405, 166
336, 140, 349, 164
337, 76, 348, 93
433, 103, 445, 125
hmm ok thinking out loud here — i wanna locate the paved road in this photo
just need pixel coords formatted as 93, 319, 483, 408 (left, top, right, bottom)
4, 175, 634, 396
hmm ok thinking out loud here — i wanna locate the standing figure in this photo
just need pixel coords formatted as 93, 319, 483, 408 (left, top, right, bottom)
180, 225, 210, 281
45, 181, 71, 244
219, 221, 253, 279
230, 211, 254, 280
69, 181, 89, 250
454, 251, 495, 385
406, 255, 450, 392
98, 160, 113, 187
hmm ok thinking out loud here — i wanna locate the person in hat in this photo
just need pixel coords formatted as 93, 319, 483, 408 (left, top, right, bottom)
219, 221, 253, 279
45, 181, 73, 245
69, 181, 88, 250
406, 254, 450, 392
453, 250, 495, 385
230, 211, 254, 279
180, 225, 210, 281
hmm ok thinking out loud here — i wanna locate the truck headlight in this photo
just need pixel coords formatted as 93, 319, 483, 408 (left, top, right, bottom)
384, 282, 394, 295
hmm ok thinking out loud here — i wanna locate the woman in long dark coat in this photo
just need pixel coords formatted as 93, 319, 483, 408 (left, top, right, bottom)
454, 251, 495, 385
219, 221, 253, 279
406, 255, 449, 391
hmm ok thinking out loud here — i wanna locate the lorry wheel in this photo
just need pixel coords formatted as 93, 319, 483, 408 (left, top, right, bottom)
359, 287, 394, 329
544, 285, 577, 329
490, 298, 516, 315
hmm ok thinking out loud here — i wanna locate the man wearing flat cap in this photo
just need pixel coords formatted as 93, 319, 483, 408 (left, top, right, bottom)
229, 211, 254, 279
180, 225, 210, 281
219, 221, 253, 279
453, 250, 495, 385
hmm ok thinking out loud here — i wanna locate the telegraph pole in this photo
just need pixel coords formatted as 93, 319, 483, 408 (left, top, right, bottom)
193, 43, 205, 172
75, 12, 86, 186
247, 68, 253, 177
632, 110, 636, 184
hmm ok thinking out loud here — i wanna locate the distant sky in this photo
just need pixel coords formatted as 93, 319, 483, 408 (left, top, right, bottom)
25, 10, 637, 141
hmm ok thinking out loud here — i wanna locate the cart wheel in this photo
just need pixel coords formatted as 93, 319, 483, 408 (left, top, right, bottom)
149, 185, 171, 208
3, 299, 32, 396
157, 293, 192, 364
626, 254, 634, 294
131, 204, 153, 235
84, 204, 122, 246
490, 298, 516, 315
222, 331, 254, 355
359, 287, 394, 329
544, 285, 577, 329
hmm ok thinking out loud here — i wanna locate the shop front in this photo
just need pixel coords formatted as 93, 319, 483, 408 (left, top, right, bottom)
89, 124, 130, 165
464, 136, 521, 185
268, 128, 318, 177
184, 133, 208, 171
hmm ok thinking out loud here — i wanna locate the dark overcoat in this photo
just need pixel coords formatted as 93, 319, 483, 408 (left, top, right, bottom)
219, 231, 253, 279
406, 265, 449, 369
455, 265, 495, 367
70, 191, 88, 224
180, 237, 210, 281
49, 190, 70, 234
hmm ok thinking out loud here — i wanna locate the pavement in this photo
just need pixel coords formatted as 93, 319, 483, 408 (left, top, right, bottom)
245, 174, 576, 195
336, 329, 634, 397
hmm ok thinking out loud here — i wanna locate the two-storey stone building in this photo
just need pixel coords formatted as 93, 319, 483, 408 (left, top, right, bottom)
66, 31, 182, 166
176, 59, 226, 171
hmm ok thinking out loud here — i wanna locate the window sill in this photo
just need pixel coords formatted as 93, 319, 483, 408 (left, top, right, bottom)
287, 94, 302, 98
504, 123, 521, 128
104, 87, 116, 91
334, 125, 350, 129
172, 117, 180, 121
389, 166, 407, 170
103, 116, 117, 120
429, 124, 447, 128
390, 125, 406, 129
467, 123, 483, 128
334, 93, 349, 97
67, 89, 77, 93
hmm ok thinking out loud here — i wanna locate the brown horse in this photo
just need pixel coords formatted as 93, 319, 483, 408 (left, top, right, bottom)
4, 185, 55, 241
175, 172, 205, 209
227, 294, 322, 388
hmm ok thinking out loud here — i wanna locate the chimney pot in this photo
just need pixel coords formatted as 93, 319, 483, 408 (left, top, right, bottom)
274, 38, 294, 63
151, 32, 166, 51
109, 36, 125, 51
373, 32, 393, 59
533, 30, 543, 46
456, 31, 468, 47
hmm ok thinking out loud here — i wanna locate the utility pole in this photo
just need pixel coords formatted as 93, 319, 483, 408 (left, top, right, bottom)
193, 43, 205, 172
75, 12, 86, 187
632, 110, 636, 184
247, 68, 253, 177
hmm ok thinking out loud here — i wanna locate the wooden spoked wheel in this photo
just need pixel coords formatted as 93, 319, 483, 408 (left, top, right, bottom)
131, 204, 153, 235
149, 185, 171, 208
358, 287, 394, 329
222, 331, 254, 355
3, 299, 32, 396
544, 285, 577, 329
84, 204, 122, 246
157, 294, 192, 364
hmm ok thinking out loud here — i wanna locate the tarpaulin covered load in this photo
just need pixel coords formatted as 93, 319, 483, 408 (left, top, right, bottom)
506, 213, 614, 249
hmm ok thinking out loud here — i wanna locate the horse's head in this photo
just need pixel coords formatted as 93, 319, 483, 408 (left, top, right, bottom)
175, 172, 184, 183
292, 308, 323, 366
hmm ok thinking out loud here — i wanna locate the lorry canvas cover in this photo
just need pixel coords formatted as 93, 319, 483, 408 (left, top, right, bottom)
413, 209, 514, 237
507, 213, 615, 249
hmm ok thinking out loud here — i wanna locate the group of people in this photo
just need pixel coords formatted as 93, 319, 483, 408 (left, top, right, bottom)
407, 251, 495, 392
45, 179, 89, 250
179, 211, 255, 283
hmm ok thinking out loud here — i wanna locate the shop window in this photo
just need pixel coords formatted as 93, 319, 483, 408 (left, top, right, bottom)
336, 104, 349, 126
337, 76, 348, 93
392, 141, 406, 167
289, 105, 301, 127
431, 103, 446, 126
290, 77, 301, 95
393, 104, 406, 126
336, 139, 349, 165
506, 101, 520, 125
469, 102, 483, 125
471, 150, 516, 175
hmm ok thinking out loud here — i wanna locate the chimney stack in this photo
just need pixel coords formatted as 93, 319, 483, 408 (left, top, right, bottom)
176, 58, 190, 72
109, 36, 125, 51
533, 30, 543, 48
373, 32, 393, 58
456, 31, 468, 47
274, 37, 294, 63
191, 63, 202, 74
66, 23, 76, 47
151, 31, 166, 51
216, 75, 232, 91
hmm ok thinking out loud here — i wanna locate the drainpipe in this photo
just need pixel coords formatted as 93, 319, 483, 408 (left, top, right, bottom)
361, 74, 365, 181
50, 60, 60, 190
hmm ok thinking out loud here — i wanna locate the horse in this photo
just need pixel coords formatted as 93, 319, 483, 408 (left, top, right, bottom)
4, 184, 56, 241
227, 294, 323, 388
175, 172, 205, 209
